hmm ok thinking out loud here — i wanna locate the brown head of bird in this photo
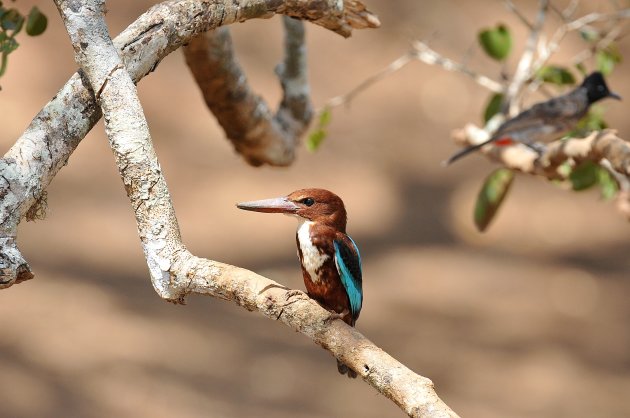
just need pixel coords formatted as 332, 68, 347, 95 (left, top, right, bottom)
236, 188, 347, 232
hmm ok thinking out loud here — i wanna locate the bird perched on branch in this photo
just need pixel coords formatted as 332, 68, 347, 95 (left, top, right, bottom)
444, 71, 622, 165
237, 188, 362, 378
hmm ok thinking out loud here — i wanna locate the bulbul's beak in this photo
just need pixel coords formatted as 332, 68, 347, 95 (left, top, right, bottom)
609, 92, 622, 100
236, 196, 299, 214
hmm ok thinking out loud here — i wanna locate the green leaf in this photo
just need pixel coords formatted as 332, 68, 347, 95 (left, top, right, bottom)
306, 106, 332, 151
26, 6, 47, 36
573, 106, 607, 135
557, 161, 572, 178
0, 36, 16, 76
1, 8, 23, 34
0, 35, 18, 53
474, 168, 515, 232
598, 168, 619, 200
575, 62, 587, 76
306, 129, 326, 151
0, 51, 8, 77
483, 93, 503, 123
537, 65, 576, 85
596, 46, 622, 76
319, 106, 331, 127
579, 28, 599, 42
569, 161, 599, 191
478, 24, 512, 61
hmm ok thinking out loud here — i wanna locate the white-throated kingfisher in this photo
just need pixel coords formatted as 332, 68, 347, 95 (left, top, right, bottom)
237, 188, 362, 378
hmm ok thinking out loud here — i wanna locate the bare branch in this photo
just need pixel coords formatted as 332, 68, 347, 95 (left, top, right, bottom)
326, 53, 415, 109
323, 38, 506, 113
564, 8, 630, 31
0, 0, 378, 287
49, 1, 458, 416
549, 0, 579, 22
533, 7, 630, 73
411, 41, 504, 93
451, 128, 630, 219
505, 0, 534, 30
183, 17, 312, 166
282, 0, 381, 36
179, 258, 461, 418
570, 19, 626, 66
277, 17, 313, 134
505, 0, 549, 115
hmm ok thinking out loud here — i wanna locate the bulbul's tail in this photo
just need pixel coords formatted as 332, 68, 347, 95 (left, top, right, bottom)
337, 359, 357, 378
442, 137, 495, 166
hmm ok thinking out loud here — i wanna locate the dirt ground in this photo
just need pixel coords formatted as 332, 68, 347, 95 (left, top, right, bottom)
2, 1, 630, 417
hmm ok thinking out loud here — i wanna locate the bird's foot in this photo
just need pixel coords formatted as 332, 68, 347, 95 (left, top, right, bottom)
273, 289, 311, 321
324, 309, 350, 324
284, 289, 308, 302
279, 289, 310, 308
337, 359, 358, 379
524, 142, 546, 155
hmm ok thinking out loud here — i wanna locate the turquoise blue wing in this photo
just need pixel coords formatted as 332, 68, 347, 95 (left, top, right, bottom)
333, 236, 363, 324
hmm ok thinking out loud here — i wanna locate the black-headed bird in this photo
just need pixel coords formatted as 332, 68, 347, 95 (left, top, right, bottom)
445, 71, 621, 165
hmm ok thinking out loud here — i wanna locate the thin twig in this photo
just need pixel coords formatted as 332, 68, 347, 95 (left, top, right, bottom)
532, 8, 630, 78
325, 53, 415, 109
505, 0, 534, 30
411, 41, 504, 92
324, 40, 505, 112
549, 0, 579, 22
505, 0, 549, 115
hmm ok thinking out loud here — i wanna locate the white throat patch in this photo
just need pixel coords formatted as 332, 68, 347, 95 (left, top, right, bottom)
296, 220, 328, 283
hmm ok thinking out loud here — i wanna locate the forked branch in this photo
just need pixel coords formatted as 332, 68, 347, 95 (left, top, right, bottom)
183, 17, 312, 166
0, 0, 379, 287
48, 0, 458, 416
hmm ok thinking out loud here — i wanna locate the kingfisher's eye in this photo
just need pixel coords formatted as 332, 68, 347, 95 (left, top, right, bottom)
300, 198, 315, 206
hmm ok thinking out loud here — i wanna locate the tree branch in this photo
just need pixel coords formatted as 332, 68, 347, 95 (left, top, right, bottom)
183, 17, 312, 166
49, 0, 458, 416
326, 53, 415, 109
504, 0, 549, 115
411, 41, 504, 93
323, 40, 504, 114
451, 127, 630, 218
532, 7, 630, 77
504, 0, 534, 30
0, 0, 379, 288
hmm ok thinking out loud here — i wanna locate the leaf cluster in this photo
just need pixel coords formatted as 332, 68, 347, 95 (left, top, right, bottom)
0, 2, 47, 81
474, 22, 622, 231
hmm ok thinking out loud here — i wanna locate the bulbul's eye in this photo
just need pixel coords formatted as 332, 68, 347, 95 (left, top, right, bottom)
300, 198, 315, 206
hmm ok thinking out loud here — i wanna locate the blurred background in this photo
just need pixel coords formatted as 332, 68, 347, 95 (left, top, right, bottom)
2, 1, 630, 417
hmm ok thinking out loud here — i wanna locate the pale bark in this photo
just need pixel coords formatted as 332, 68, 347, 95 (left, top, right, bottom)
452, 127, 630, 219
46, 0, 459, 416
0, 0, 458, 416
504, 0, 548, 115
451, 127, 629, 175
0, 0, 379, 287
